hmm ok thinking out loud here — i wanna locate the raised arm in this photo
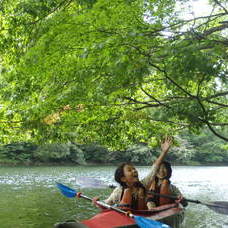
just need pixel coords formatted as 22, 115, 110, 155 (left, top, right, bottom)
142, 136, 173, 189
154, 136, 173, 167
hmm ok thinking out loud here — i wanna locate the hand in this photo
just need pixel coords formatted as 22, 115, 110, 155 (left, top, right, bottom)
161, 136, 173, 153
92, 196, 100, 206
175, 195, 188, 207
175, 195, 183, 204
153, 136, 173, 168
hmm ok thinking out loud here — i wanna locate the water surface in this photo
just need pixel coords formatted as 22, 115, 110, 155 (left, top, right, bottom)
0, 166, 228, 228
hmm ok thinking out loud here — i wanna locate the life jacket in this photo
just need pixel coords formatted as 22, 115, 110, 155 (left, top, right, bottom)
118, 187, 147, 210
148, 179, 175, 206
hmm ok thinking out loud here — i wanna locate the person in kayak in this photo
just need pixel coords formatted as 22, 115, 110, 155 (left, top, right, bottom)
93, 136, 173, 210
146, 161, 187, 209
109, 162, 148, 210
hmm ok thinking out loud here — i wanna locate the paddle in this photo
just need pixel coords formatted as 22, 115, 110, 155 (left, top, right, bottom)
56, 182, 171, 228
148, 190, 228, 215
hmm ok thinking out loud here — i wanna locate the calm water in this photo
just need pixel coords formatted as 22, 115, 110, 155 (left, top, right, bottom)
0, 166, 228, 228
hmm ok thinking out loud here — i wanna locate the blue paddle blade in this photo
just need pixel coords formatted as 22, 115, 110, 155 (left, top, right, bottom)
134, 216, 171, 228
56, 182, 77, 198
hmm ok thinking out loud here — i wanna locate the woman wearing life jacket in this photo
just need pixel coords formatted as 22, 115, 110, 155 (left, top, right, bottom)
93, 136, 173, 211
147, 161, 187, 209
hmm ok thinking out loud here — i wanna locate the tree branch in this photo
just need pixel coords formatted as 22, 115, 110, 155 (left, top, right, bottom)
123, 96, 162, 107
212, 0, 228, 14
196, 96, 228, 141
205, 91, 228, 100
148, 117, 190, 127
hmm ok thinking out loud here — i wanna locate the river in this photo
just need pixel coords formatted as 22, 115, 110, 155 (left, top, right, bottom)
0, 166, 228, 228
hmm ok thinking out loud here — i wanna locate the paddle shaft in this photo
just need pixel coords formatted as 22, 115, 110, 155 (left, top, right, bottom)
78, 193, 134, 218
148, 190, 201, 204
150, 190, 228, 216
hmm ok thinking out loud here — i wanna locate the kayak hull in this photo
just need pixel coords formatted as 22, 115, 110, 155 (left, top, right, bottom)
55, 203, 184, 228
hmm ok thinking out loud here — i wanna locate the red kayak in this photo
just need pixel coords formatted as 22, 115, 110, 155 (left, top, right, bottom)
81, 203, 184, 228
55, 203, 184, 228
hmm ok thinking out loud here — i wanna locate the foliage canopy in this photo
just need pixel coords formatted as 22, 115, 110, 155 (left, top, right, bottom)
0, 0, 227, 149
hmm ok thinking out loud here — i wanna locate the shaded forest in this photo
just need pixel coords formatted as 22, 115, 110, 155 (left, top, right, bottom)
1, 128, 227, 166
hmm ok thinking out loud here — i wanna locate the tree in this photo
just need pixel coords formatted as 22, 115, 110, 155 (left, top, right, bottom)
0, 0, 227, 149
181, 127, 228, 164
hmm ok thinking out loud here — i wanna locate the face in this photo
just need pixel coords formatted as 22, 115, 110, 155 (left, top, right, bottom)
156, 163, 168, 179
121, 164, 139, 186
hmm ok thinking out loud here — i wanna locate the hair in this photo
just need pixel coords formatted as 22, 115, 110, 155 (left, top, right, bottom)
114, 162, 132, 187
114, 162, 146, 196
162, 161, 172, 179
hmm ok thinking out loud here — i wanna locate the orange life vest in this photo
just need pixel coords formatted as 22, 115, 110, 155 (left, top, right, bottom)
119, 187, 147, 210
148, 179, 174, 206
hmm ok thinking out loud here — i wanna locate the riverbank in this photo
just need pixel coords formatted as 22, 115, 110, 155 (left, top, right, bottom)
1, 160, 227, 167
